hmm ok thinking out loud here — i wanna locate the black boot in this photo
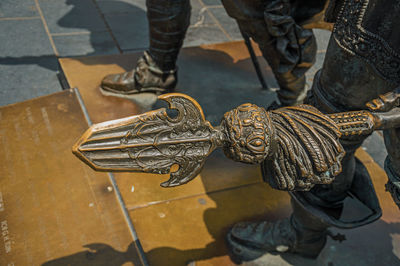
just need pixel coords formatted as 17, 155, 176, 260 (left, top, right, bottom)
100, 51, 177, 98
226, 198, 329, 263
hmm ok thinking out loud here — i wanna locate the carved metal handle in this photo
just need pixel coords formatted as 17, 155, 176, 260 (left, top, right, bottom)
329, 108, 400, 137
73, 93, 400, 190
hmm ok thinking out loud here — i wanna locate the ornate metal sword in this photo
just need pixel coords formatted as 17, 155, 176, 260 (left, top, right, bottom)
73, 93, 400, 190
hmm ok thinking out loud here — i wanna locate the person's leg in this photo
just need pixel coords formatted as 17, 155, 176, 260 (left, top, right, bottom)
221, 0, 317, 106
227, 197, 333, 263
226, 141, 353, 262
146, 0, 190, 71
101, 0, 191, 96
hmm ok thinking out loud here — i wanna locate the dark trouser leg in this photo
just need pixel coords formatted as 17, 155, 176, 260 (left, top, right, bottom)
221, 0, 317, 106
100, 0, 190, 95
384, 128, 400, 209
147, 0, 191, 71
290, 198, 330, 257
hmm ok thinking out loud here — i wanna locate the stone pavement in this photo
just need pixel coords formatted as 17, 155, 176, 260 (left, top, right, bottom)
0, 1, 394, 265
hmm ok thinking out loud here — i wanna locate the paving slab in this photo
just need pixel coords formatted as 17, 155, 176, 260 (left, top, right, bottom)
207, 6, 243, 40
184, 24, 231, 47
0, 0, 38, 18
313, 29, 331, 52
190, 0, 216, 26
0, 19, 53, 57
0, 19, 61, 106
96, 0, 147, 14
129, 183, 291, 266
104, 11, 149, 51
118, 151, 262, 210
0, 90, 142, 266
200, 0, 222, 7
0, 60, 62, 106
53, 32, 119, 57
38, 0, 107, 34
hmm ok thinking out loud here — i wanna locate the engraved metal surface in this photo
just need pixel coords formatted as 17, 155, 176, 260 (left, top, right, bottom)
262, 105, 345, 190
73, 93, 224, 187
222, 103, 275, 164
333, 0, 400, 83
73, 93, 400, 189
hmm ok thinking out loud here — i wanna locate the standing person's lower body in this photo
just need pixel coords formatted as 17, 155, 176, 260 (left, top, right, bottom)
221, 0, 319, 106
101, 0, 319, 107
101, 0, 191, 97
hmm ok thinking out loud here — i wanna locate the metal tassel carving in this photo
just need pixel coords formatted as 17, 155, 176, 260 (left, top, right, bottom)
262, 105, 345, 190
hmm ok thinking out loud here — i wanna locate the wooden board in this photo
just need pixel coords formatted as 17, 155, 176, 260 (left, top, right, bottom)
0, 90, 142, 266
118, 153, 263, 210
129, 183, 291, 266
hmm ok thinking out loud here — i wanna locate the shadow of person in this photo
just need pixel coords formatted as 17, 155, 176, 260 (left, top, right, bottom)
42, 241, 142, 266
0, 0, 147, 71
145, 180, 400, 266
59, 0, 147, 57
0, 55, 59, 71
144, 150, 292, 266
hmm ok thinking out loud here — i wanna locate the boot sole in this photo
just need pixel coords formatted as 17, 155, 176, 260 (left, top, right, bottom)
226, 231, 323, 262
226, 232, 269, 264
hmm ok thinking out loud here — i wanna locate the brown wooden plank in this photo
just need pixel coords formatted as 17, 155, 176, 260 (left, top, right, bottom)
0, 90, 141, 266
59, 54, 142, 124
119, 153, 263, 210
128, 183, 291, 266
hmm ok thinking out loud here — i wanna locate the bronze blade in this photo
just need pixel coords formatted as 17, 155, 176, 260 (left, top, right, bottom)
73, 93, 224, 187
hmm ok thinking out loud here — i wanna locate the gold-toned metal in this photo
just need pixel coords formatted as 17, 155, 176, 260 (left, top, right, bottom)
73, 93, 400, 189
73, 93, 224, 187
261, 105, 345, 191
222, 103, 275, 164
329, 108, 400, 137
329, 110, 377, 137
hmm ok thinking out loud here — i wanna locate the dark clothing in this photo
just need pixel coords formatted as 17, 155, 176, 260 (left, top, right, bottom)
146, 0, 325, 105
146, 0, 400, 228
146, 0, 191, 71
300, 0, 400, 225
